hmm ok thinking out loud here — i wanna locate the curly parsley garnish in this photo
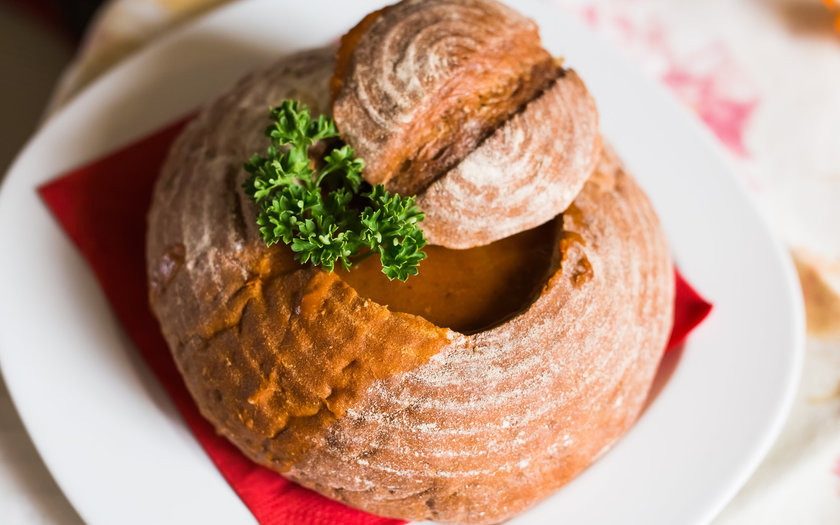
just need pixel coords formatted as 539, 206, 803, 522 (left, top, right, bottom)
243, 100, 427, 281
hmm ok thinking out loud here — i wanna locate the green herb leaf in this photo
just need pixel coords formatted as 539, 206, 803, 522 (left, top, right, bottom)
243, 100, 426, 280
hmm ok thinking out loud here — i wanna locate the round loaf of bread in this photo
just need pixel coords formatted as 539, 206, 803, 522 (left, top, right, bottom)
147, 45, 675, 524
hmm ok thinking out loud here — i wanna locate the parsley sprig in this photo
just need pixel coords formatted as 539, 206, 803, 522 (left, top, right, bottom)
243, 100, 427, 281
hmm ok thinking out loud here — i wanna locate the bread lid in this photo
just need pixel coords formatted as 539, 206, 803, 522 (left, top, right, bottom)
332, 0, 601, 248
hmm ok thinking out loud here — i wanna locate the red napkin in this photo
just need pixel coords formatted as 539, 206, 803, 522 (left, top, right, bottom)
38, 117, 711, 525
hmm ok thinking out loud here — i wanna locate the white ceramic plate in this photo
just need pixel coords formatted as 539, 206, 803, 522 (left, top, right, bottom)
0, 1, 804, 524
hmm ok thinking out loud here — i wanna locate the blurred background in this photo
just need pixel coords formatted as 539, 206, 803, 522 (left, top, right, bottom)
0, 0, 838, 524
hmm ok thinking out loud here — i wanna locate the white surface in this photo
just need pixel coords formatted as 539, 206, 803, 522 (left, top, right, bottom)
0, 1, 805, 524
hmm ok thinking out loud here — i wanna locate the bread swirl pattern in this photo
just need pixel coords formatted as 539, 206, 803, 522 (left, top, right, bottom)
416, 70, 600, 248
333, 0, 601, 248
332, 0, 558, 196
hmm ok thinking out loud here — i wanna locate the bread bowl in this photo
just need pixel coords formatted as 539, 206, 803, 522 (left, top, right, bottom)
146, 1, 675, 523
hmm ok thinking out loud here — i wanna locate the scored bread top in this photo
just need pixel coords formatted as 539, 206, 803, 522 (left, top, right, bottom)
332, 0, 558, 196
332, 0, 600, 248
416, 70, 600, 248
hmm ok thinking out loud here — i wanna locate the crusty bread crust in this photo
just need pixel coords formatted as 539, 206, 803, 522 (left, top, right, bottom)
416, 70, 601, 248
147, 45, 674, 524
332, 0, 600, 248
332, 0, 558, 196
